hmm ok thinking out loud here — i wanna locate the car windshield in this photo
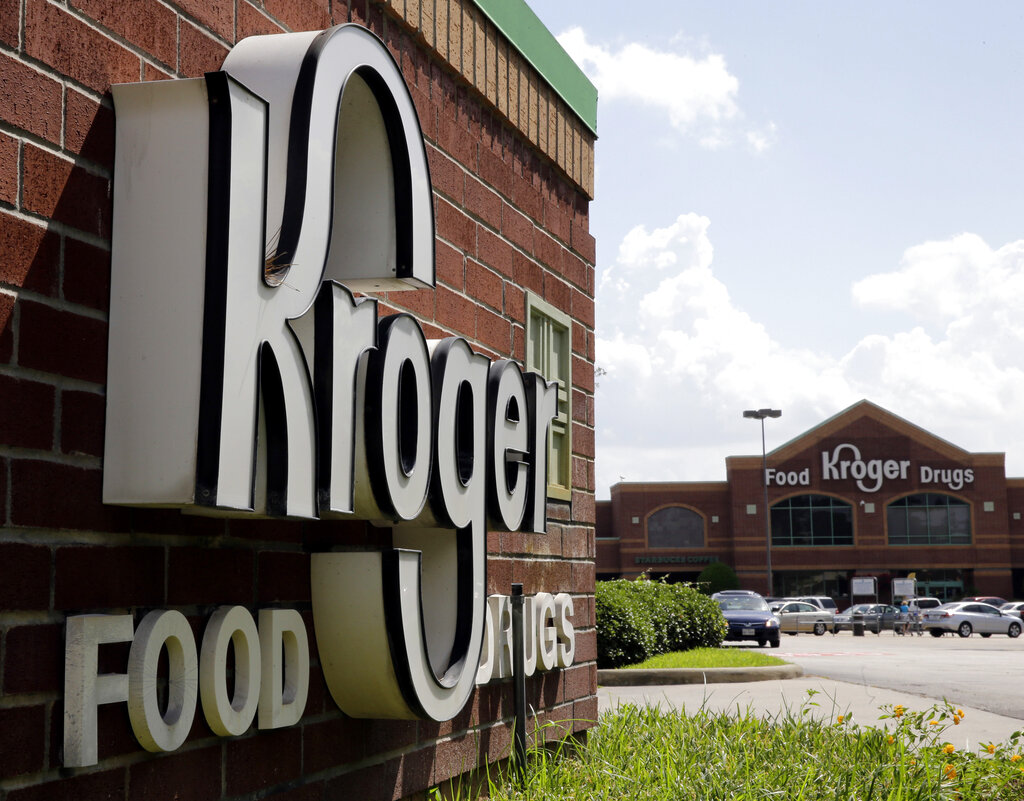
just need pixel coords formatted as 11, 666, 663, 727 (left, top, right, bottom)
842, 605, 869, 614
718, 597, 769, 612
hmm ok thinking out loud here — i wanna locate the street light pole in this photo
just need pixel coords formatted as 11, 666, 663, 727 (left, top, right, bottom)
743, 408, 782, 597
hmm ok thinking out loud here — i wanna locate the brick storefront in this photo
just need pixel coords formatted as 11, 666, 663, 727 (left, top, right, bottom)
0, 1, 598, 799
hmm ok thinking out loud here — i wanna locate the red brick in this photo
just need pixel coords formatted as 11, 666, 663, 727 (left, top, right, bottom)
0, 132, 16, 205
63, 236, 111, 311
25, 0, 140, 94
144, 62, 172, 81
18, 300, 107, 383
571, 286, 595, 329
324, 764, 382, 801
0, 0, 17, 46
500, 203, 533, 255
264, 0, 331, 34
477, 145, 512, 199
65, 90, 115, 170
4, 624, 61, 694
7, 768, 124, 801
303, 717, 367, 774
434, 285, 474, 337
410, 82, 436, 143
12, 459, 128, 532
475, 227, 513, 277
0, 374, 54, 449
168, 546, 254, 605
22, 144, 112, 239
0, 213, 60, 297
0, 292, 14, 363
542, 276, 570, 317
465, 259, 502, 312
570, 218, 596, 264
426, 143, 464, 203
0, 52, 62, 144
476, 304, 510, 354
465, 174, 501, 230
564, 251, 587, 291
70, 0, 177, 68
238, 1, 287, 38
434, 198, 475, 253
179, 20, 230, 78
435, 239, 464, 289
0, 542, 50, 609
55, 544, 163, 608
534, 230, 564, 275
543, 198, 571, 244
61, 388, 105, 456
129, 743, 221, 801
0, 705, 45, 779
257, 551, 310, 603
176, 0, 234, 42
226, 726, 302, 796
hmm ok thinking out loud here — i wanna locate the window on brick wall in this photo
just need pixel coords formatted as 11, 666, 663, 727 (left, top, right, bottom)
526, 292, 572, 501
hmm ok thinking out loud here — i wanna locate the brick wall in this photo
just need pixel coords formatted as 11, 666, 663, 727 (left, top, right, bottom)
0, 1, 597, 799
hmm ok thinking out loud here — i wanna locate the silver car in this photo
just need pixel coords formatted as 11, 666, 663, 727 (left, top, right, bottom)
773, 600, 834, 636
922, 602, 1023, 638
833, 603, 901, 633
999, 601, 1024, 619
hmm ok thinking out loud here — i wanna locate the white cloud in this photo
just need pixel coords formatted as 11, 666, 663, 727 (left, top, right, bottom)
594, 216, 1024, 497
557, 27, 751, 147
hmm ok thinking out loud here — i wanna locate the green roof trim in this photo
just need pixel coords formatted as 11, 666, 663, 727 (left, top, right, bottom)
471, 0, 597, 135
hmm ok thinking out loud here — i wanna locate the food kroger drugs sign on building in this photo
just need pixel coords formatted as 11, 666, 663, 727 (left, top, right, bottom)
63, 23, 575, 768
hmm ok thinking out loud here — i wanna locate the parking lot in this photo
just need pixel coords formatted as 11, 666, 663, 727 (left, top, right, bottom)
744, 629, 1024, 720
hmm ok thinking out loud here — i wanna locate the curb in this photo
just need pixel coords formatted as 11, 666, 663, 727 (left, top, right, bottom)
597, 664, 804, 686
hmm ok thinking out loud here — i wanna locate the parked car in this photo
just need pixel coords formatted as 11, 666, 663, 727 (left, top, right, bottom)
999, 601, 1024, 619
833, 603, 901, 633
712, 590, 781, 648
792, 596, 839, 612
922, 602, 1023, 638
961, 595, 1008, 608
772, 600, 834, 636
905, 596, 942, 612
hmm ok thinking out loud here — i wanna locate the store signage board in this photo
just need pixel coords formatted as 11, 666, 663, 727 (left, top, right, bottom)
766, 443, 975, 494
66, 24, 575, 768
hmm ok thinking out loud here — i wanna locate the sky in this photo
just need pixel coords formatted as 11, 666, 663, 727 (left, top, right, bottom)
525, 0, 1024, 498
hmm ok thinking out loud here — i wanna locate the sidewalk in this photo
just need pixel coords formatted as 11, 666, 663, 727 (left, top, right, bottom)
598, 676, 1024, 750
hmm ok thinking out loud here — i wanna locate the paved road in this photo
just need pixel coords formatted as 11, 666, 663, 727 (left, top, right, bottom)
598, 630, 1024, 749
769, 629, 1024, 719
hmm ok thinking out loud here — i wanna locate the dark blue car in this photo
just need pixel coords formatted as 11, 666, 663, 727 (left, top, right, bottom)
713, 590, 781, 648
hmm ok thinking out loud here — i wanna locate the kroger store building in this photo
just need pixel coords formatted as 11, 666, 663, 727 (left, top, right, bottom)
0, 1, 597, 798
597, 401, 1024, 605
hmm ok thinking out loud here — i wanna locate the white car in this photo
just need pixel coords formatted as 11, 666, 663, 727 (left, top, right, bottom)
922, 602, 1022, 638
772, 600, 834, 636
999, 601, 1024, 619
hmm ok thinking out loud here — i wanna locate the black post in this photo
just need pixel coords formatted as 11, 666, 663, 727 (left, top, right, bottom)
511, 583, 527, 785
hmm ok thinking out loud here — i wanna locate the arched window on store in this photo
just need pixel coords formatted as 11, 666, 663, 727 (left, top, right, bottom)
887, 493, 971, 545
646, 506, 704, 549
770, 495, 853, 547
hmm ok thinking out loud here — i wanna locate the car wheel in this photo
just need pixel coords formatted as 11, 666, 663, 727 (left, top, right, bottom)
757, 640, 767, 647
786, 632, 797, 636
813, 622, 827, 636
929, 629, 943, 638
1009, 622, 1021, 638
770, 638, 780, 648
958, 622, 973, 638
980, 633, 992, 638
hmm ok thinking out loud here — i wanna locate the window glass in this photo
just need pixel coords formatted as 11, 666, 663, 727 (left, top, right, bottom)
771, 495, 854, 546
525, 293, 572, 500
647, 506, 705, 549
887, 494, 971, 545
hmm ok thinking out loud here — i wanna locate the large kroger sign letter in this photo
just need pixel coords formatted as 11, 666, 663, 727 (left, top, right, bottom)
103, 24, 558, 731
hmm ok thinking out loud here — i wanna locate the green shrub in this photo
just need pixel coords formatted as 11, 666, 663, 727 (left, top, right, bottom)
595, 578, 726, 668
696, 561, 739, 594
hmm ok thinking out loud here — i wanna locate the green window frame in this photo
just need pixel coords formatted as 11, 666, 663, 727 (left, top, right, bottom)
525, 292, 572, 501
887, 493, 971, 545
770, 494, 854, 547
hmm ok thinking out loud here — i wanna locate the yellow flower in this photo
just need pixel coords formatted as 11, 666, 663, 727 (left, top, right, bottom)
887, 735, 895, 745
894, 705, 905, 718
957, 708, 965, 717
953, 716, 961, 725
943, 744, 956, 754
944, 763, 957, 780
837, 715, 845, 724
987, 744, 996, 754
1011, 754, 1021, 763
929, 720, 939, 726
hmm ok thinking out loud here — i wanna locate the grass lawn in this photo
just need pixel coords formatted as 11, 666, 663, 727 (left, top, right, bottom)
436, 697, 1024, 800
625, 647, 787, 670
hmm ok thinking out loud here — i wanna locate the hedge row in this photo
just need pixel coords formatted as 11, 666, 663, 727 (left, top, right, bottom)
595, 578, 727, 668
